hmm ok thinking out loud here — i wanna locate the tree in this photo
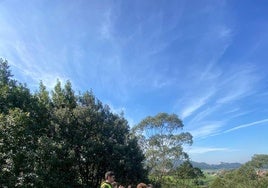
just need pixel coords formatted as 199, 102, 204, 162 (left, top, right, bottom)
0, 59, 32, 114
0, 58, 13, 86
75, 93, 132, 186
0, 59, 148, 187
0, 108, 41, 187
176, 160, 204, 179
246, 154, 268, 168
40, 85, 147, 187
174, 160, 204, 187
132, 113, 193, 184
63, 80, 76, 109
116, 134, 148, 185
0, 60, 44, 187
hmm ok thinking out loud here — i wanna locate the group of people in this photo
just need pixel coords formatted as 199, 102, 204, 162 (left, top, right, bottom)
100, 171, 153, 188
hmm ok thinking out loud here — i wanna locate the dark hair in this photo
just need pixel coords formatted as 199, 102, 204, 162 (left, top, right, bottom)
105, 171, 115, 180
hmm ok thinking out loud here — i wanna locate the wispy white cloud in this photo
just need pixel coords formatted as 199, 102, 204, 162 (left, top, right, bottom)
100, 9, 113, 40
224, 119, 268, 133
185, 146, 230, 154
180, 90, 215, 119
174, 25, 233, 121
216, 65, 260, 104
182, 62, 261, 139
9, 40, 70, 90
181, 100, 206, 119
227, 110, 252, 120
224, 107, 240, 114
0, 8, 73, 90
219, 26, 232, 39
152, 79, 171, 89
189, 122, 223, 139
188, 106, 220, 125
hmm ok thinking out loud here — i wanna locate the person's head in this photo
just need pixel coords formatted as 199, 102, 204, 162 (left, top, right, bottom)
105, 171, 115, 183
147, 184, 153, 188
137, 183, 147, 188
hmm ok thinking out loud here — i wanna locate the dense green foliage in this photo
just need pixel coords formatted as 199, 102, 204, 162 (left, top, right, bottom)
210, 155, 268, 188
0, 59, 147, 187
245, 154, 268, 168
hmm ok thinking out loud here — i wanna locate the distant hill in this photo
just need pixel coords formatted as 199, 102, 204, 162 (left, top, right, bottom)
191, 161, 242, 170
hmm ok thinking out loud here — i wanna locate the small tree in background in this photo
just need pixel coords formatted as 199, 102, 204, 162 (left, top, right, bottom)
175, 160, 204, 186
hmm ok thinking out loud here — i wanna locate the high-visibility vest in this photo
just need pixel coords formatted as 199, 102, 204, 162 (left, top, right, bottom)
101, 182, 112, 188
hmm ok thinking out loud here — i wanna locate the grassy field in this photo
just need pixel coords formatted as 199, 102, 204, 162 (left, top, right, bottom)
154, 168, 268, 187
156, 170, 220, 188
201, 171, 219, 187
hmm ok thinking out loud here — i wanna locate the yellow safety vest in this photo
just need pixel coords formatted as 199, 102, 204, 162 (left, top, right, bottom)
101, 182, 112, 188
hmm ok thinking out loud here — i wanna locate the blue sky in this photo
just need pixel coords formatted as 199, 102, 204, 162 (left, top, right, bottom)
1, 0, 268, 164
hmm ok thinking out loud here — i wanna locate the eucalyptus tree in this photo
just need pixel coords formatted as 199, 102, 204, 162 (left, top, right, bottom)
132, 113, 193, 183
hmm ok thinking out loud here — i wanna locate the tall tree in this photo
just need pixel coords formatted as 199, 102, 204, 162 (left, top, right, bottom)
74, 92, 129, 187
132, 113, 193, 183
